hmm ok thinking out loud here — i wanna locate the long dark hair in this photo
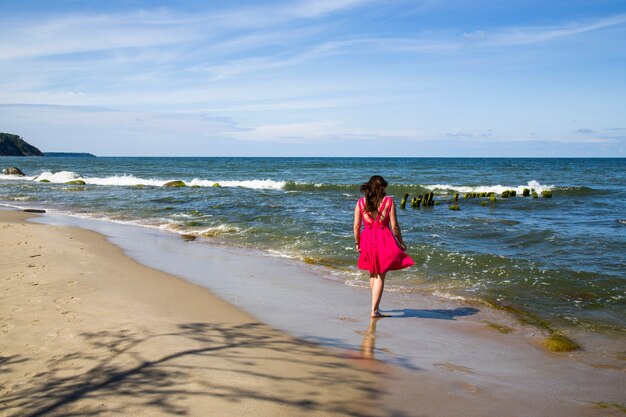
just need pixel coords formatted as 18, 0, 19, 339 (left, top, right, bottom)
360, 175, 388, 213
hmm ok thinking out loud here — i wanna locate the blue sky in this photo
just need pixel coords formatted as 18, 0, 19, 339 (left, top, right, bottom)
0, 0, 625, 156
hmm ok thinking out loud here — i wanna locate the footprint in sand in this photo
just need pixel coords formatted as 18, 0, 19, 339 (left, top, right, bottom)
67, 280, 76, 287
56, 328, 74, 337
434, 362, 475, 374
53, 296, 76, 306
61, 310, 75, 319
338, 317, 359, 322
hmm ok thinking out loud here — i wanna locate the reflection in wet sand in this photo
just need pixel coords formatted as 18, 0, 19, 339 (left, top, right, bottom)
360, 318, 379, 359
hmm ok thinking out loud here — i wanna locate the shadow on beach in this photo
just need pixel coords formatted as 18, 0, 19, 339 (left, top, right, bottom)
0, 322, 417, 417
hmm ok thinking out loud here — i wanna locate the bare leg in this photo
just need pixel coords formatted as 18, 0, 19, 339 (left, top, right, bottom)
370, 273, 386, 317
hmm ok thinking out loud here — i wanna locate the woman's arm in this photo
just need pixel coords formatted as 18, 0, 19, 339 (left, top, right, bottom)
389, 199, 407, 250
353, 201, 362, 252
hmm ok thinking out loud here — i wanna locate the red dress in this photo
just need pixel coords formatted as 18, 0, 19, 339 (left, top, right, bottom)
357, 196, 414, 274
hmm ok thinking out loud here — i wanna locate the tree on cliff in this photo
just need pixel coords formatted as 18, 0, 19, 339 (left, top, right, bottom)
0, 133, 43, 156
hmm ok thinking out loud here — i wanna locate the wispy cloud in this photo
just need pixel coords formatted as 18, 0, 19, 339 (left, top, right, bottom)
0, 104, 244, 155
462, 13, 626, 47
0, 11, 201, 60
231, 120, 427, 143
0, 0, 373, 61
445, 129, 493, 138
289, 0, 370, 18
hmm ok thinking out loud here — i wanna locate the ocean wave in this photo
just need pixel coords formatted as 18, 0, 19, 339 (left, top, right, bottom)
423, 180, 553, 195
283, 182, 431, 194
6, 171, 603, 198
26, 171, 286, 190
284, 181, 358, 192
0, 174, 38, 181
34, 171, 82, 183
188, 178, 285, 190
0, 195, 36, 201
160, 222, 242, 237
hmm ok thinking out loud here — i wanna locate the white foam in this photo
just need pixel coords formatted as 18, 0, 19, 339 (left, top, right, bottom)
33, 171, 81, 183
1, 174, 37, 181
84, 174, 165, 187
21, 170, 288, 190
424, 180, 553, 195
188, 178, 286, 190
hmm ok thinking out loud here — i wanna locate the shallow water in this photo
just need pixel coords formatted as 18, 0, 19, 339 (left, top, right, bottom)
1, 156, 624, 333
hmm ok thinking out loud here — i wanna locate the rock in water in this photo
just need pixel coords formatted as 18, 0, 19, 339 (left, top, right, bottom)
164, 181, 186, 187
2, 167, 25, 176
23, 209, 46, 213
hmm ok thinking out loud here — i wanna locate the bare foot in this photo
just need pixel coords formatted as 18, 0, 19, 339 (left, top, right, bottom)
371, 311, 389, 318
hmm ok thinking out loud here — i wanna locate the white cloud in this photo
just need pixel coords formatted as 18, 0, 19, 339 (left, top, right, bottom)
230, 119, 427, 143
462, 13, 626, 47
290, 0, 370, 18
0, 104, 243, 155
0, 12, 200, 60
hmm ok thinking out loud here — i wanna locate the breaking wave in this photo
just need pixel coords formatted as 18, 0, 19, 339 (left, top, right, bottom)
423, 180, 553, 195
26, 171, 286, 190
2, 171, 602, 198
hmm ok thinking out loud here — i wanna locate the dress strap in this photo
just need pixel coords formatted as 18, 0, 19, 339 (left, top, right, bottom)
359, 198, 373, 223
374, 197, 389, 222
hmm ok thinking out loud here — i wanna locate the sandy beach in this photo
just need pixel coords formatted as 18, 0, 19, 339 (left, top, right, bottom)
1, 209, 625, 417
0, 210, 390, 416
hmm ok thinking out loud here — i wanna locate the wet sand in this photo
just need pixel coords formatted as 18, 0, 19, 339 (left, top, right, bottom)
1, 209, 624, 416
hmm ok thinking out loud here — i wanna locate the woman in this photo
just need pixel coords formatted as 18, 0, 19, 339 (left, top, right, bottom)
354, 175, 414, 318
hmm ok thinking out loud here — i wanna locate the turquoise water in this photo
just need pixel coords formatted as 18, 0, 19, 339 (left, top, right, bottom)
1, 157, 624, 333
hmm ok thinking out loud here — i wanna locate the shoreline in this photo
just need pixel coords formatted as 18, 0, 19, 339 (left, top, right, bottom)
21, 204, 626, 364
2, 208, 625, 416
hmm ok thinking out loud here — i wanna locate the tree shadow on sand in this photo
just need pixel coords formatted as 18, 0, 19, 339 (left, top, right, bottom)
1, 322, 417, 417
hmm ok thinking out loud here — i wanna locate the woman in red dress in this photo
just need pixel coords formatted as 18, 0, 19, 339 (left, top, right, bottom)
354, 175, 414, 317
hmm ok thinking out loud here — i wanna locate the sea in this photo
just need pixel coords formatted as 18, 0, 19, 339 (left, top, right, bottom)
1, 157, 625, 337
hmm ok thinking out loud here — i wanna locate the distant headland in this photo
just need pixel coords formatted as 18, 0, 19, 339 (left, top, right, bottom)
43, 152, 97, 158
0, 133, 43, 156
0, 132, 95, 157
